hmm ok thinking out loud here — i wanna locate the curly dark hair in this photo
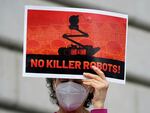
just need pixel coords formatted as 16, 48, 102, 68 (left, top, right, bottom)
46, 78, 93, 108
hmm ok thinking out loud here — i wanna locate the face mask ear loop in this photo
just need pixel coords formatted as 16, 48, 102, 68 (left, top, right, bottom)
53, 81, 57, 92
86, 86, 90, 98
85, 85, 90, 94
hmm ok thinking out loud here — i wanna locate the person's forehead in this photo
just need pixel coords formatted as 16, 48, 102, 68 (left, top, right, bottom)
57, 78, 82, 82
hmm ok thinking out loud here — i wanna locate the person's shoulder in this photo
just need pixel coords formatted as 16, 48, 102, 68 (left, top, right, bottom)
91, 108, 107, 113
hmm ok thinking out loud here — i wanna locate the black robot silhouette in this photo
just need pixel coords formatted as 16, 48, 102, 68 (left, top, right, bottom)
58, 15, 100, 56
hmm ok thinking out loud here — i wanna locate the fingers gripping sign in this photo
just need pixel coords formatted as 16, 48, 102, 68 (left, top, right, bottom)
83, 66, 109, 109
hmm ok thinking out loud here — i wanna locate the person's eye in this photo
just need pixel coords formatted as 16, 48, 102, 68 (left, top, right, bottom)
74, 80, 82, 84
60, 79, 69, 83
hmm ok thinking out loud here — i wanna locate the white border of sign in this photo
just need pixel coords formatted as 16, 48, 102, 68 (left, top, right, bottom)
23, 5, 128, 84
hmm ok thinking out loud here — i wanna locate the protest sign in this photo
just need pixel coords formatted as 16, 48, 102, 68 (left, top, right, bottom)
23, 6, 128, 84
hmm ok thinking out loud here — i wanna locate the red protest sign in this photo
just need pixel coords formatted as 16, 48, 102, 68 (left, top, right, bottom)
23, 6, 128, 84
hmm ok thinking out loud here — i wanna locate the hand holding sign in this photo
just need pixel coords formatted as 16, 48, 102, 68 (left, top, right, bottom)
83, 66, 109, 108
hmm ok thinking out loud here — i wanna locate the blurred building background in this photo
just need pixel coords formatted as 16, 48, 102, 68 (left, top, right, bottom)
0, 0, 150, 113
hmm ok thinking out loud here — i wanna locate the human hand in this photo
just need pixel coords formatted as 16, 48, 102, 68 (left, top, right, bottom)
83, 66, 109, 108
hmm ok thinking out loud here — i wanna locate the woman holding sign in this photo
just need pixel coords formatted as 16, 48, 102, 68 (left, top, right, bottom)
46, 66, 109, 113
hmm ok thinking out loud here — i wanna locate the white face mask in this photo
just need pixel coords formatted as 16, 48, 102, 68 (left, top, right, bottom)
55, 81, 89, 111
